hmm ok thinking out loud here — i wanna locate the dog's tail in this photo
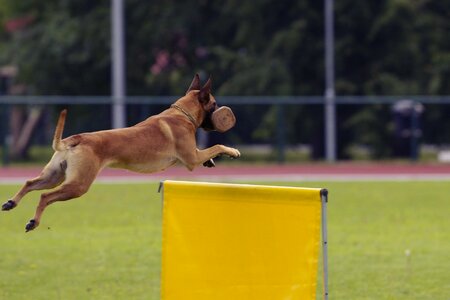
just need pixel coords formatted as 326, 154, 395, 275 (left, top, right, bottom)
52, 109, 67, 151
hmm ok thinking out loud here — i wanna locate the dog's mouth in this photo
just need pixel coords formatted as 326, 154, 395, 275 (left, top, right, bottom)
200, 107, 216, 131
201, 106, 236, 132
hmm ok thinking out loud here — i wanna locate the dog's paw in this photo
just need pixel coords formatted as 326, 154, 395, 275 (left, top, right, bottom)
2, 200, 16, 211
25, 219, 38, 232
228, 148, 241, 159
203, 159, 216, 168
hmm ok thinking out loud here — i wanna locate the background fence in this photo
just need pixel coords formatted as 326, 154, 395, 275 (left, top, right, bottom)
2, 95, 450, 166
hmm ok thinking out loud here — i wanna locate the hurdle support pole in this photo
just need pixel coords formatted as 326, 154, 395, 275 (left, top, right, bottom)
320, 189, 329, 300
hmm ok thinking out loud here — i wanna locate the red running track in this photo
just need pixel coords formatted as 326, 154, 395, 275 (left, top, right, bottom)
1, 163, 450, 183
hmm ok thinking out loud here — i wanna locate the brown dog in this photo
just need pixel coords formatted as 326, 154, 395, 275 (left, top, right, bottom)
2, 75, 240, 232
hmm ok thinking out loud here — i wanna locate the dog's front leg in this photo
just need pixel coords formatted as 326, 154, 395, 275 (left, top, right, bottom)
181, 145, 240, 171
199, 148, 216, 168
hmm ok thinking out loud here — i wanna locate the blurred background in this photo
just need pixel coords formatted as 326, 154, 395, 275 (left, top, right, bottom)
0, 0, 449, 166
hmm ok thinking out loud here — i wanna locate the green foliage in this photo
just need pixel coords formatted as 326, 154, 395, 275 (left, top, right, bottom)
334, 0, 450, 156
0, 0, 110, 94
0, 0, 449, 157
343, 105, 394, 158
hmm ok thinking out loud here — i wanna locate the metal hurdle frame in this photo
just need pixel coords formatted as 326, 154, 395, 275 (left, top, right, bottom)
320, 189, 329, 300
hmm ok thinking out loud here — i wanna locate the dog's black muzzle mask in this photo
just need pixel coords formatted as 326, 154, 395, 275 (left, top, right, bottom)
200, 107, 216, 132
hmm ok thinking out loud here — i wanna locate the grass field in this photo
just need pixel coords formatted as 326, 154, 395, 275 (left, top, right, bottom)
0, 181, 449, 299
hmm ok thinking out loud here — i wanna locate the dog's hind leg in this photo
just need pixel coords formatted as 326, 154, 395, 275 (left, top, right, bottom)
25, 155, 100, 232
24, 181, 91, 232
2, 157, 67, 211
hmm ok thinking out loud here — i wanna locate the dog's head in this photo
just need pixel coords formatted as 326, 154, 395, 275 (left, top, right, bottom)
186, 74, 235, 132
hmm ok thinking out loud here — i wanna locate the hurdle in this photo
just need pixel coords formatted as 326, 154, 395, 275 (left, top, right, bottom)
159, 180, 329, 300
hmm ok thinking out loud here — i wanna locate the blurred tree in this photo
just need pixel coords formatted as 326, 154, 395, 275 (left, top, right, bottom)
126, 0, 324, 150
0, 0, 449, 159
335, 0, 450, 158
0, 0, 111, 159
0, 0, 110, 94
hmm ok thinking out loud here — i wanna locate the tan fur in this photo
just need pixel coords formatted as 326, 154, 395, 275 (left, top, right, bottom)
2, 75, 240, 231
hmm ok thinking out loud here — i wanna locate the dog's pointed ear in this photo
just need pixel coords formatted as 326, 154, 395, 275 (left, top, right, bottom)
198, 77, 212, 104
186, 74, 201, 94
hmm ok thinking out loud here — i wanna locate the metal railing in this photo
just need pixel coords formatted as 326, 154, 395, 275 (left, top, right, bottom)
1, 95, 450, 166
2, 95, 450, 105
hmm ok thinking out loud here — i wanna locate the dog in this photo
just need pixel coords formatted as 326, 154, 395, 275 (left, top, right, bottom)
2, 74, 240, 232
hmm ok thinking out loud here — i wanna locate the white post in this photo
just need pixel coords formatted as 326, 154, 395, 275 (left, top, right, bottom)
324, 0, 336, 162
111, 0, 126, 128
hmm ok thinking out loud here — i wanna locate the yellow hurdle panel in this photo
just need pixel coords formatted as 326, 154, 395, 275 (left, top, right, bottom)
161, 180, 323, 300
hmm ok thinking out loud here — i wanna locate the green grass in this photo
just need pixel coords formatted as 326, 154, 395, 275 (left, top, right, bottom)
0, 181, 449, 299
